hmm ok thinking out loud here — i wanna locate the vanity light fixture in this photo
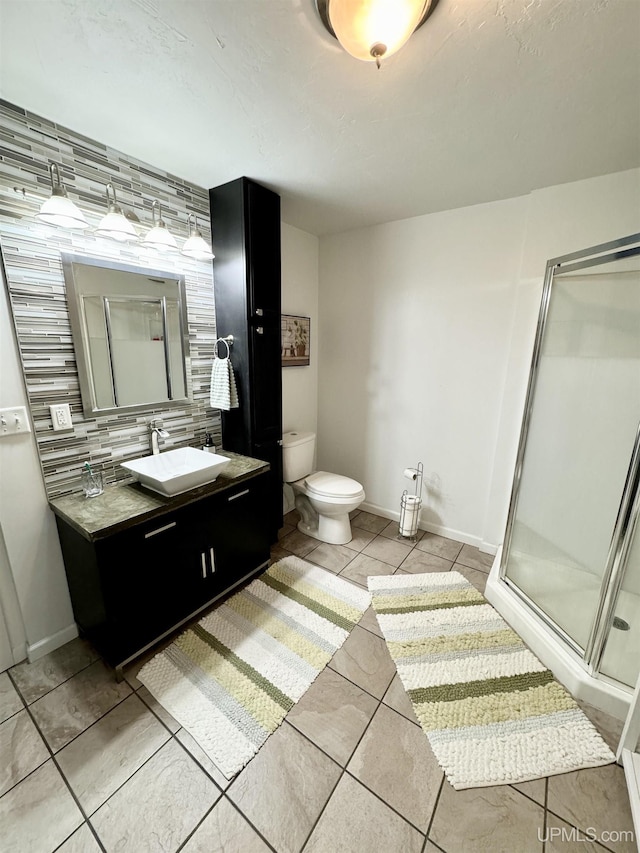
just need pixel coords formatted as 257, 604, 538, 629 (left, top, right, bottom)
95, 183, 140, 242
181, 213, 215, 261
36, 163, 88, 229
142, 200, 178, 253
315, 0, 439, 67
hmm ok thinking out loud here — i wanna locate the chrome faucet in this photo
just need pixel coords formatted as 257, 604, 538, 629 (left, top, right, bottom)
150, 418, 170, 455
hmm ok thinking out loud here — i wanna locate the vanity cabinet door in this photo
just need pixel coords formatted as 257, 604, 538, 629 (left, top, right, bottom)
96, 509, 204, 660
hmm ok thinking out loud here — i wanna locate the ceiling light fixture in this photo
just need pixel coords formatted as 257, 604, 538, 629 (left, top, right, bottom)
143, 201, 178, 253
95, 183, 140, 242
36, 163, 88, 229
315, 0, 438, 67
181, 213, 215, 261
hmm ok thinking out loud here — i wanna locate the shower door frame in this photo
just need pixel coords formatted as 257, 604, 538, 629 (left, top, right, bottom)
499, 232, 640, 679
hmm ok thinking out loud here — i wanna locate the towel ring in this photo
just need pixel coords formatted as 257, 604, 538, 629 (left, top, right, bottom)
215, 335, 233, 359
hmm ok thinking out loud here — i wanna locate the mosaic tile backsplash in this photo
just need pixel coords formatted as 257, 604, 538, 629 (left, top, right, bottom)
0, 99, 222, 497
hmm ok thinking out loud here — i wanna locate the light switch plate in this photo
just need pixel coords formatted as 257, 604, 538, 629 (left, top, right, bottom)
49, 403, 72, 431
0, 406, 31, 436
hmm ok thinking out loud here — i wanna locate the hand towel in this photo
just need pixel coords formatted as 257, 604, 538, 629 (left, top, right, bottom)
209, 356, 239, 411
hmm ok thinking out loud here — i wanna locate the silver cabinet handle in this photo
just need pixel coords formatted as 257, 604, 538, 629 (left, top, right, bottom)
228, 488, 250, 502
209, 547, 216, 573
144, 521, 177, 539
256, 326, 264, 335
255, 308, 264, 316
201, 552, 207, 579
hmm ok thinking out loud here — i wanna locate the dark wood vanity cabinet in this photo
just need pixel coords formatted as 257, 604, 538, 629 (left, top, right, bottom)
54, 473, 271, 670
209, 177, 283, 540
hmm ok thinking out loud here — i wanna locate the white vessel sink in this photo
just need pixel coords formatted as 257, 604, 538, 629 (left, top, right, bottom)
121, 448, 231, 496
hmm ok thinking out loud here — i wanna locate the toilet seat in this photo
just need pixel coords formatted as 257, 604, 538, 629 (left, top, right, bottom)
304, 471, 364, 500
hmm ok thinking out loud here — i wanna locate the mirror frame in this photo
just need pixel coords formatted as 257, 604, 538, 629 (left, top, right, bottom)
61, 253, 191, 418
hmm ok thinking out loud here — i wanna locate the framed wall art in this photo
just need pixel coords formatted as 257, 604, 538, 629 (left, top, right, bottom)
281, 314, 310, 367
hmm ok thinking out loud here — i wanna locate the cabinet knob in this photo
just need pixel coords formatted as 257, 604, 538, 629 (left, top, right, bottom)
256, 326, 264, 335
255, 308, 264, 317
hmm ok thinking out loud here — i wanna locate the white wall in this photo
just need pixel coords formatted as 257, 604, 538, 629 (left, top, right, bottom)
0, 266, 76, 662
318, 169, 640, 551
281, 223, 319, 436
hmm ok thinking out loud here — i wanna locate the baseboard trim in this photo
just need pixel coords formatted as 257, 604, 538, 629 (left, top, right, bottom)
27, 623, 78, 663
358, 501, 498, 555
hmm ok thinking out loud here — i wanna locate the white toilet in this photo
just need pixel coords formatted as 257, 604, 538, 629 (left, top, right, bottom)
282, 431, 365, 545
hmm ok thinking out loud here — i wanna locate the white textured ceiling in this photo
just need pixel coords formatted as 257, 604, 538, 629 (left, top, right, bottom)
0, 0, 638, 235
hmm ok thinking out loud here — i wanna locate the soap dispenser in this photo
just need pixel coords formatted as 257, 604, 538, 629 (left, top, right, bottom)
203, 433, 216, 454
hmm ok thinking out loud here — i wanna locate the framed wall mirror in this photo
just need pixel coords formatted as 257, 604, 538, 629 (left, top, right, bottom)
61, 254, 190, 417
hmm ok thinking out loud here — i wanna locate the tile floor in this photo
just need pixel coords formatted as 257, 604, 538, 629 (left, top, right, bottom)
1, 509, 635, 853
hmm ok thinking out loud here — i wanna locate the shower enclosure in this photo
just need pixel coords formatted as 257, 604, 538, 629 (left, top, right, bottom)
486, 234, 640, 717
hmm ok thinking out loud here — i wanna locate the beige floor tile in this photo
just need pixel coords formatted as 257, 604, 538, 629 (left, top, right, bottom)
305, 542, 356, 574
137, 684, 181, 732
382, 674, 419, 726
357, 605, 383, 638
279, 528, 318, 557
347, 703, 442, 831
547, 764, 635, 852
342, 526, 377, 552
286, 667, 378, 766
430, 782, 544, 852
181, 796, 271, 852
400, 550, 453, 574
176, 727, 231, 790
416, 532, 464, 561
0, 708, 49, 797
456, 543, 495, 573
0, 760, 83, 853
277, 522, 295, 541
56, 824, 102, 853
228, 722, 341, 853
304, 772, 424, 853
56, 693, 170, 815
329, 625, 396, 699
270, 544, 293, 563
0, 672, 23, 724
379, 519, 425, 543
511, 777, 547, 806
91, 739, 219, 853
545, 814, 613, 852
575, 699, 625, 752
340, 552, 395, 588
423, 843, 442, 852
9, 638, 100, 705
284, 510, 300, 526
454, 563, 489, 593
352, 511, 389, 534
29, 659, 131, 752
362, 535, 413, 568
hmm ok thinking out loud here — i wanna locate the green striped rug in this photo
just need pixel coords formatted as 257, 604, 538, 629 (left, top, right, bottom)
139, 556, 370, 778
368, 571, 615, 790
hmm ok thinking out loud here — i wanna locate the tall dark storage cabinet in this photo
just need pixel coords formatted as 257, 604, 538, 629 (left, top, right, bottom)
209, 177, 283, 539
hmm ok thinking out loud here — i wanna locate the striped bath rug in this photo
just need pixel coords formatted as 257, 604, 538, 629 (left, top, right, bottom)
139, 556, 369, 778
368, 571, 615, 790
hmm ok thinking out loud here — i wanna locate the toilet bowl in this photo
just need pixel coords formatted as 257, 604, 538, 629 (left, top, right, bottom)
282, 431, 365, 545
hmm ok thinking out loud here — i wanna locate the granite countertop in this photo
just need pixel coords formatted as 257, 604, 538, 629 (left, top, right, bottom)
49, 451, 270, 542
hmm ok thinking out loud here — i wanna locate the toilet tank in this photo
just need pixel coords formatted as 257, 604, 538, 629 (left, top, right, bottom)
282, 431, 316, 482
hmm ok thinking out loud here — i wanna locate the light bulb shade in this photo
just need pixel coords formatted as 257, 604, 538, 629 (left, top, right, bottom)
95, 210, 140, 242
327, 0, 428, 61
36, 192, 88, 229
182, 230, 214, 261
143, 223, 178, 253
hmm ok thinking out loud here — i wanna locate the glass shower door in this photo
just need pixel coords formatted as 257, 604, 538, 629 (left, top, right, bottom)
502, 249, 640, 661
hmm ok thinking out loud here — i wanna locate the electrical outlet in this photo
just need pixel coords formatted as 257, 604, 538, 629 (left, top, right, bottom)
49, 403, 72, 432
0, 406, 31, 436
